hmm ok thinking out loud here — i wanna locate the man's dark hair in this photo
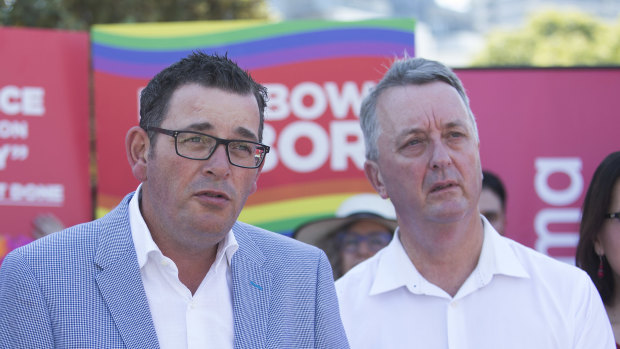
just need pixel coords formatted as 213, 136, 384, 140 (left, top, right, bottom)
139, 51, 268, 145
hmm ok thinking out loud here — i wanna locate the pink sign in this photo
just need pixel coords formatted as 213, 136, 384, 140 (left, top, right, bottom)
458, 68, 620, 262
0, 27, 91, 260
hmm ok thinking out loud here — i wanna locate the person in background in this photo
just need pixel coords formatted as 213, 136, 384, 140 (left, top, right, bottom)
479, 170, 507, 235
0, 52, 349, 348
336, 56, 614, 348
294, 193, 397, 279
576, 150, 620, 348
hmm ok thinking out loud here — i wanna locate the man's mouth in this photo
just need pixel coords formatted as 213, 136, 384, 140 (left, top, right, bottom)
430, 182, 456, 193
198, 190, 230, 200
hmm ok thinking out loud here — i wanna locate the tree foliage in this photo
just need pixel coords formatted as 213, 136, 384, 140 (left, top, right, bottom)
1, 0, 271, 30
472, 9, 620, 66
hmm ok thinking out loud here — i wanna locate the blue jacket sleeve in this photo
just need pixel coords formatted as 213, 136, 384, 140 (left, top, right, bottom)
0, 250, 54, 348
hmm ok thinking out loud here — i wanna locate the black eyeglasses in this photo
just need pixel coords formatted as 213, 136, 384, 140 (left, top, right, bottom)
606, 212, 620, 221
147, 127, 270, 169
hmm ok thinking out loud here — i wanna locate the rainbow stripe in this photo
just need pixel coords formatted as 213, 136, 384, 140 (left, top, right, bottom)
240, 177, 378, 235
92, 19, 414, 234
91, 19, 415, 77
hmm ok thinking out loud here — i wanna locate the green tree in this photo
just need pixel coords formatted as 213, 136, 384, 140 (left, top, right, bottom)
472, 9, 620, 66
1, 0, 271, 30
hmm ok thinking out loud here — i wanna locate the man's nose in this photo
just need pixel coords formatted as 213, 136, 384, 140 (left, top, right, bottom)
203, 143, 232, 176
429, 142, 452, 169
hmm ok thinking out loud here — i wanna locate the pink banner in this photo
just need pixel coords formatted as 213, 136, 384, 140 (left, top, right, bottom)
0, 27, 91, 260
458, 68, 620, 262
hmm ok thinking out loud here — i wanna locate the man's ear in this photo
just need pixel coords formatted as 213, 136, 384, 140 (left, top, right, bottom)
126, 126, 150, 182
364, 160, 389, 199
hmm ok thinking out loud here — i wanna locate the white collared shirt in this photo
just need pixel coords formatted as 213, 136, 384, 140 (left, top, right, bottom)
129, 185, 238, 349
336, 216, 615, 349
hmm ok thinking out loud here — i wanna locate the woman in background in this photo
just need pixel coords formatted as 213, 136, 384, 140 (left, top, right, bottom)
576, 151, 620, 347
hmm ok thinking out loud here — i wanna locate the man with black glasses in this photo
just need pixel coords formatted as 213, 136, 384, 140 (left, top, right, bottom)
0, 52, 349, 349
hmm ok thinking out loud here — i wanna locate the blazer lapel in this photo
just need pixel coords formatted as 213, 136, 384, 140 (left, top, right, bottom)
231, 224, 272, 349
95, 194, 159, 349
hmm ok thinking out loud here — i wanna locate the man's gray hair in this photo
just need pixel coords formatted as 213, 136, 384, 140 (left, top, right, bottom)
360, 57, 479, 161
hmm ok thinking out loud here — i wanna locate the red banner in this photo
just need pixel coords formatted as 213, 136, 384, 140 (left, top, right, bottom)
0, 27, 91, 260
90, 20, 619, 262
458, 68, 620, 262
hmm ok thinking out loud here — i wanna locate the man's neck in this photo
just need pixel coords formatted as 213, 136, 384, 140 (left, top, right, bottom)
400, 214, 484, 297
162, 243, 218, 295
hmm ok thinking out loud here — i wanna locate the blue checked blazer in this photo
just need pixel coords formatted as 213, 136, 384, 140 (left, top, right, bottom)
0, 192, 349, 349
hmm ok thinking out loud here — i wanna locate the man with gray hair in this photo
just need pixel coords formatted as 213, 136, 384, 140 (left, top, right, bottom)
335, 57, 614, 348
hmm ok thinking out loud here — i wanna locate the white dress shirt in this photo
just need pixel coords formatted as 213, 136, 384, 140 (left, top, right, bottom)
336, 216, 615, 349
129, 185, 238, 349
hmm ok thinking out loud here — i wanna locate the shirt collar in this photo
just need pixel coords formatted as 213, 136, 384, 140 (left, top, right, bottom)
369, 215, 529, 297
370, 228, 421, 296
129, 184, 238, 271
474, 215, 530, 285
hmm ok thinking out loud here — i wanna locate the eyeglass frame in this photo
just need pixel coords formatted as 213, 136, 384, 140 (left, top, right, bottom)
145, 126, 270, 169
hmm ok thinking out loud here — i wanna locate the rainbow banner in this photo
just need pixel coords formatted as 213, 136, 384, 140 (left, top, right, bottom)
92, 19, 416, 235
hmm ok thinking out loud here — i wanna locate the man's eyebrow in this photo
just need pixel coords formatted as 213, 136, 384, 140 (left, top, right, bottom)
444, 120, 469, 130
185, 122, 213, 131
183, 123, 258, 141
395, 127, 425, 141
235, 126, 258, 141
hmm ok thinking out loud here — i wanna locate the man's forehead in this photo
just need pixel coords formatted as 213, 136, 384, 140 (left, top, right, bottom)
376, 84, 472, 126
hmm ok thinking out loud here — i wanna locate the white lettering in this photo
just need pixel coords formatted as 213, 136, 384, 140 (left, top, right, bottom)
0, 144, 29, 170
0, 86, 20, 115
0, 86, 45, 116
264, 83, 290, 121
278, 121, 329, 172
325, 81, 375, 118
535, 157, 583, 206
533, 157, 584, 260
330, 121, 364, 171
534, 208, 581, 253
21, 87, 45, 116
262, 120, 369, 174
263, 81, 374, 121
0, 120, 28, 139
0, 146, 8, 170
9, 183, 64, 204
290, 82, 327, 120
259, 80, 375, 174
0, 182, 7, 199
261, 123, 277, 172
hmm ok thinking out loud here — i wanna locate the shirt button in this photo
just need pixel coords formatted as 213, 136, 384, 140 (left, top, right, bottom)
160, 259, 169, 267
450, 301, 459, 308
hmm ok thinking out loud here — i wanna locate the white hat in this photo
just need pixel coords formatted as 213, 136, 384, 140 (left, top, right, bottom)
293, 193, 397, 247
